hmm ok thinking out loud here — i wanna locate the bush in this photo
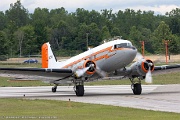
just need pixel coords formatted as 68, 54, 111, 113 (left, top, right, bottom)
0, 55, 7, 61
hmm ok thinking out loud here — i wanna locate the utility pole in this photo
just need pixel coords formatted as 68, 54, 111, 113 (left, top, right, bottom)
140, 41, 145, 57
86, 33, 89, 50
163, 40, 170, 64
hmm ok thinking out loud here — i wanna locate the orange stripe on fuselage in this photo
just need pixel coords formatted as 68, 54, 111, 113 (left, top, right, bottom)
41, 43, 48, 68
62, 47, 133, 69
62, 46, 113, 68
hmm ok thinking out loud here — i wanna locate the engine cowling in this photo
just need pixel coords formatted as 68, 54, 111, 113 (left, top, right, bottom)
130, 58, 154, 77
73, 60, 96, 78
83, 60, 96, 75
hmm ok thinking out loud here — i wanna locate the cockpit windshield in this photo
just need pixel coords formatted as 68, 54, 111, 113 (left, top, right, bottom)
114, 42, 133, 49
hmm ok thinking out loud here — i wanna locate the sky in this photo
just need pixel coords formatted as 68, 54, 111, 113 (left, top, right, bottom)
0, 0, 180, 15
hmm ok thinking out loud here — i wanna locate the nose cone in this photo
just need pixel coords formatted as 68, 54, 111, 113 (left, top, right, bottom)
128, 48, 137, 60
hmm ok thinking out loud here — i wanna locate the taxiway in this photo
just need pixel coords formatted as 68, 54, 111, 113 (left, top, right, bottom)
0, 85, 180, 113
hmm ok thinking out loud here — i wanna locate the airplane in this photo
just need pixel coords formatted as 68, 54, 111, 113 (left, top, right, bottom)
0, 38, 180, 96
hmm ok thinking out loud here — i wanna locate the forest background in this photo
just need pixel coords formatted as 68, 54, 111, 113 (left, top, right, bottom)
0, 0, 180, 58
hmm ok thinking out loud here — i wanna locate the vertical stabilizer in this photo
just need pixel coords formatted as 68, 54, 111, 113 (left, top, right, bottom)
41, 42, 58, 68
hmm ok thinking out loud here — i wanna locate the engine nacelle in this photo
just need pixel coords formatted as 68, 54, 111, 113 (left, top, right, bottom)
130, 58, 154, 77
73, 60, 96, 78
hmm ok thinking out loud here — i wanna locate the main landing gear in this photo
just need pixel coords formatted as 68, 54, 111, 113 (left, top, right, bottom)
74, 81, 84, 96
51, 81, 85, 96
130, 78, 142, 95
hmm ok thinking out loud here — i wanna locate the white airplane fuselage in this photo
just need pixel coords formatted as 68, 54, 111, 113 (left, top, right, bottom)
50, 39, 137, 73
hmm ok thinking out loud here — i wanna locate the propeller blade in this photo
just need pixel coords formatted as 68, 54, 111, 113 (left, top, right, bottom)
75, 67, 90, 78
96, 66, 107, 77
145, 67, 153, 83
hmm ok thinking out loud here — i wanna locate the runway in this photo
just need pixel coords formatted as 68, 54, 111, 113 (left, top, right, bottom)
0, 85, 180, 113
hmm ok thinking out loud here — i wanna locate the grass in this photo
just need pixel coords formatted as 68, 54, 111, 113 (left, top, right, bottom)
153, 72, 180, 84
0, 98, 179, 120
0, 63, 42, 68
0, 77, 48, 87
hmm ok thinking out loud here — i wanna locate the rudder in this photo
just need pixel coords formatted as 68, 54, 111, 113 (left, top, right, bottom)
41, 42, 57, 68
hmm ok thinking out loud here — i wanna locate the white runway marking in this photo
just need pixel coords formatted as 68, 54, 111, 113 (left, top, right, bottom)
0, 85, 180, 113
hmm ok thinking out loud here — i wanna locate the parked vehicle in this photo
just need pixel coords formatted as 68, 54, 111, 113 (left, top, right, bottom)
23, 59, 38, 63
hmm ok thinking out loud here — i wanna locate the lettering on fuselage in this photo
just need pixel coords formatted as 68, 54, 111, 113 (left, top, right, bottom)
49, 55, 53, 59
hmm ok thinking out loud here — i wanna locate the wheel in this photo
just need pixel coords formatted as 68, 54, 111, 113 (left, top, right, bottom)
132, 83, 142, 95
75, 85, 84, 96
52, 86, 57, 92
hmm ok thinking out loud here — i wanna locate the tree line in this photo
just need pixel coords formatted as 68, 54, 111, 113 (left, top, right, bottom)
0, 0, 180, 58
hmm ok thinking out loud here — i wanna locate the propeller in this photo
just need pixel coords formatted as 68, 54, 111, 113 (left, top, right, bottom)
136, 52, 153, 84
75, 67, 90, 78
145, 64, 153, 83
95, 66, 107, 77
88, 47, 107, 78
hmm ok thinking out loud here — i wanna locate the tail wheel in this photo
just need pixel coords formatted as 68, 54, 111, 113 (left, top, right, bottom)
132, 83, 142, 95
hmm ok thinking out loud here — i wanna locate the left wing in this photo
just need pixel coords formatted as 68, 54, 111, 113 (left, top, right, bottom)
109, 60, 180, 80
154, 64, 180, 71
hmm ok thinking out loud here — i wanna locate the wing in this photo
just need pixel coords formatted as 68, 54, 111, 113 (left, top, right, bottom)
0, 67, 73, 79
108, 64, 180, 79
154, 64, 180, 71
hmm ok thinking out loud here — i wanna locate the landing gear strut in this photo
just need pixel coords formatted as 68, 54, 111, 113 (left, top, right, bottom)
74, 81, 84, 96
52, 84, 57, 93
130, 78, 142, 95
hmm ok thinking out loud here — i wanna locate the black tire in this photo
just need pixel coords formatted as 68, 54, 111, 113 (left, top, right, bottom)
52, 87, 57, 93
132, 83, 142, 95
75, 85, 84, 96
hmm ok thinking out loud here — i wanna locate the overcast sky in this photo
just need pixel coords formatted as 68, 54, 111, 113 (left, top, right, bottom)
0, 0, 180, 15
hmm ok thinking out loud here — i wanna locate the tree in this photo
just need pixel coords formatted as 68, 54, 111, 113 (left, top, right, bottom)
129, 26, 142, 49
50, 20, 69, 50
49, 7, 68, 27
0, 31, 8, 55
75, 8, 90, 24
19, 25, 37, 55
5, 0, 29, 27
101, 26, 111, 40
33, 19, 47, 50
167, 8, 180, 35
88, 23, 101, 47
152, 21, 172, 54
75, 23, 89, 51
14, 30, 24, 57
0, 1, 179, 56
111, 27, 120, 38
31, 8, 50, 27
168, 35, 180, 54
0, 12, 6, 30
